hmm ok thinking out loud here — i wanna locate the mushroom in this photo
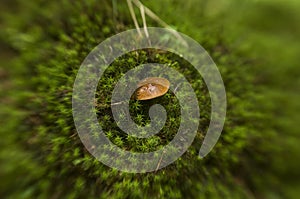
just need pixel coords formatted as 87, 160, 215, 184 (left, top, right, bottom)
135, 77, 170, 100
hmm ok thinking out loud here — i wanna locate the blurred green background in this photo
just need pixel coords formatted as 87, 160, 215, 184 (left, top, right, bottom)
0, 0, 299, 198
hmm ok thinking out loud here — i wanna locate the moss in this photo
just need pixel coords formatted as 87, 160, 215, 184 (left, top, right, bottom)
1, 0, 300, 198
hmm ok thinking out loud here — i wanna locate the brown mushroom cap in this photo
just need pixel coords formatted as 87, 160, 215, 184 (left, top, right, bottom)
135, 77, 170, 100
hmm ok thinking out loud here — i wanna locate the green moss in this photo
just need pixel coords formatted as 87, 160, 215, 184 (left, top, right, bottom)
1, 0, 299, 198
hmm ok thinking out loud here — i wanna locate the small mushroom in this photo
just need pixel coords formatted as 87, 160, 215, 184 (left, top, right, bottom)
135, 77, 170, 100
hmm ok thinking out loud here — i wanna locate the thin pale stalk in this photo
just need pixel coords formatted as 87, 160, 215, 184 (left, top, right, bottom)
127, 0, 142, 37
140, 4, 151, 45
131, 0, 188, 47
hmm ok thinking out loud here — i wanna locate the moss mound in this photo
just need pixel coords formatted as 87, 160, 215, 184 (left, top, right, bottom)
1, 0, 299, 198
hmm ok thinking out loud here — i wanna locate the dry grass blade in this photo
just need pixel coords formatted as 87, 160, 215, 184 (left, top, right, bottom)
126, 0, 142, 37
131, 0, 188, 47
140, 5, 149, 38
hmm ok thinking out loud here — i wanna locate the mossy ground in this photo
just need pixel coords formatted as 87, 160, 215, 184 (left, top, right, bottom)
1, 0, 300, 198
